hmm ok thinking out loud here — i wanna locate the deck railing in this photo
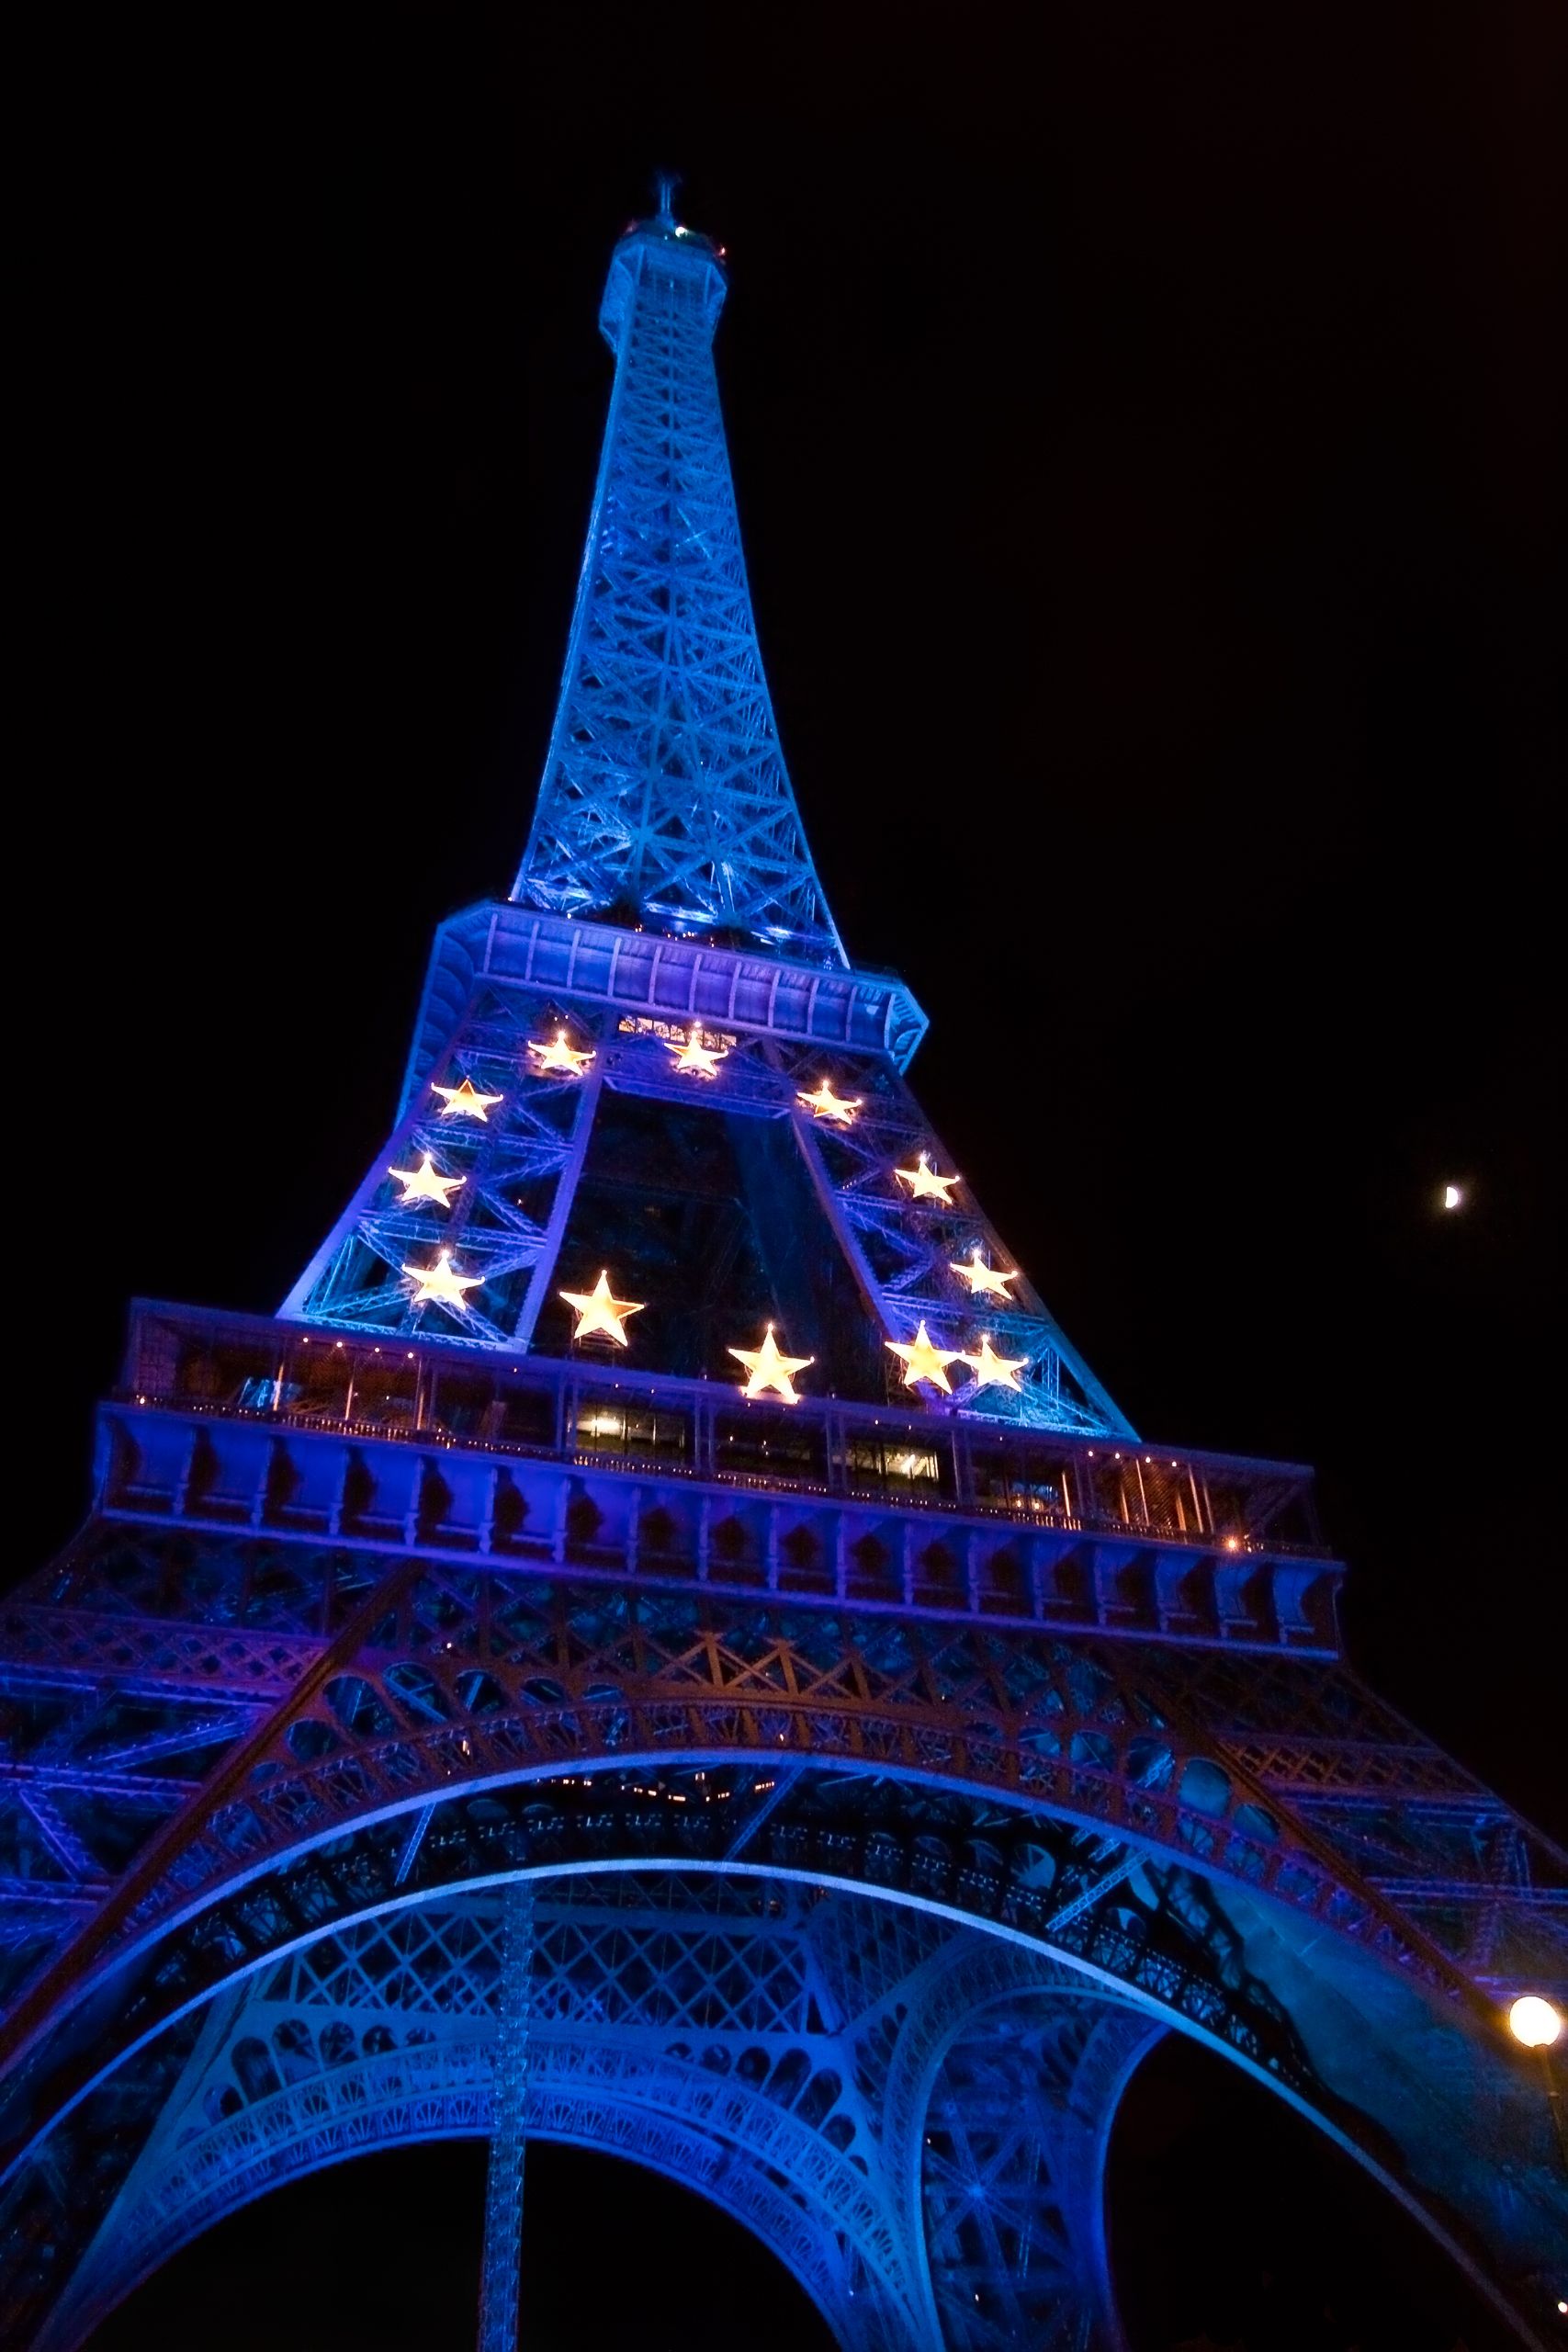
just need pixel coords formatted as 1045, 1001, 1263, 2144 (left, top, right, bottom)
116, 1300, 1325, 1561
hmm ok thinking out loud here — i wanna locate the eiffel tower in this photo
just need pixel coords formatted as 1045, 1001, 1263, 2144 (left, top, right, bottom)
1, 182, 1563, 2352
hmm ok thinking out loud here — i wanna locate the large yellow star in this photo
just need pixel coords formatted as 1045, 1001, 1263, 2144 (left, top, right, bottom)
388, 1153, 465, 1208
959, 1333, 1030, 1392
796, 1078, 861, 1125
402, 1249, 484, 1310
527, 1028, 594, 1079
431, 1075, 503, 1121
729, 1324, 814, 1403
886, 1320, 963, 1394
895, 1151, 961, 1205
950, 1248, 1018, 1302
667, 1029, 727, 1079
559, 1269, 645, 1346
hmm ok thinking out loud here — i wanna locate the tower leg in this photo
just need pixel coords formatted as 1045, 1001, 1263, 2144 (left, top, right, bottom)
477, 1883, 535, 2352
919, 2000, 1158, 2350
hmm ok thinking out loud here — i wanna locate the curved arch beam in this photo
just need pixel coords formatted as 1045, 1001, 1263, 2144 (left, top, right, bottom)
1, 1759, 1314, 2190
0, 1583, 1483, 2091
46, 2054, 884, 2352
5, 1775, 1561, 2349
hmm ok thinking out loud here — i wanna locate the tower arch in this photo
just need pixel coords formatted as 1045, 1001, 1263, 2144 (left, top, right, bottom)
2, 182, 1562, 2351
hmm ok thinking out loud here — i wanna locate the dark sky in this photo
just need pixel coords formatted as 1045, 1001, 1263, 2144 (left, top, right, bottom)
13, 1, 1564, 2339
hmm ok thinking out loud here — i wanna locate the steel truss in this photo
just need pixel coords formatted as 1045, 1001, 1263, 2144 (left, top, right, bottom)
478, 1881, 534, 2352
1, 1548, 1563, 2342
511, 209, 842, 963
278, 953, 1126, 1432
21, 1880, 1163, 2352
3, 190, 1564, 2352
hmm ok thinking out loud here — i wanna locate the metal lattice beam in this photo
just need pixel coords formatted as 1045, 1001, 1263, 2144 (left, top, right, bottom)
477, 1882, 534, 2352
25, 1882, 1152, 2352
511, 210, 843, 964
3, 190, 1565, 2352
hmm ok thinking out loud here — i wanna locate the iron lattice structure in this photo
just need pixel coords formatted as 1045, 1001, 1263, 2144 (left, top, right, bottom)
1, 196, 1564, 2352
510, 184, 842, 963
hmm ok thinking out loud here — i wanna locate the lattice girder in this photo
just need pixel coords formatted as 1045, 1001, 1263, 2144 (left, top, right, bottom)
23, 1881, 1159, 2352
6, 190, 1567, 2352
919, 2001, 1153, 2352
512, 215, 842, 964
1, 1566, 1535, 2009
276, 947, 1127, 1435
3, 1690, 1562, 2345
282, 978, 604, 1348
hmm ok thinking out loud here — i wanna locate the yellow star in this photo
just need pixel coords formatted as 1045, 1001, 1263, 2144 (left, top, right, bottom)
667, 1029, 727, 1079
527, 1028, 595, 1079
886, 1320, 963, 1394
796, 1078, 862, 1125
431, 1075, 503, 1121
388, 1153, 465, 1208
959, 1333, 1030, 1392
402, 1249, 484, 1310
729, 1324, 814, 1403
950, 1248, 1018, 1302
895, 1151, 961, 1205
559, 1269, 645, 1346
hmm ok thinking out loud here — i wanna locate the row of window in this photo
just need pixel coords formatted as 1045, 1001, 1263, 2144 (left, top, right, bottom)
134, 1331, 1286, 1544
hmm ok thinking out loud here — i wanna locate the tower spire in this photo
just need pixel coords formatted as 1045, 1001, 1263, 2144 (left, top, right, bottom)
511, 194, 846, 966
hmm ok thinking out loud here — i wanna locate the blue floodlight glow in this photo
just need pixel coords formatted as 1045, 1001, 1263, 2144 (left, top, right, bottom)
0, 184, 1562, 2352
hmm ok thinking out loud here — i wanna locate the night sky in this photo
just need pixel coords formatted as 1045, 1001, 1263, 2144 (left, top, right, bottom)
15, 3, 1564, 2343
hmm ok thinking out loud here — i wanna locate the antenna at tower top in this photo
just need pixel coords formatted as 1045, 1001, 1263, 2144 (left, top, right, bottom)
653, 169, 681, 225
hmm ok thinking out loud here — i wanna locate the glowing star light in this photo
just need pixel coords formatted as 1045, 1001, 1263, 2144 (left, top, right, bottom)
402, 1250, 483, 1310
388, 1153, 465, 1209
431, 1075, 503, 1121
667, 1029, 727, 1079
559, 1270, 645, 1347
959, 1333, 1029, 1393
797, 1078, 861, 1125
950, 1248, 1018, 1302
729, 1324, 814, 1404
896, 1151, 961, 1205
527, 1028, 594, 1079
886, 1321, 963, 1394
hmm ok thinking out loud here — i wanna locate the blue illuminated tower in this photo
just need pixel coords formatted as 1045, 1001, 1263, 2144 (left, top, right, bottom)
0, 190, 1563, 2352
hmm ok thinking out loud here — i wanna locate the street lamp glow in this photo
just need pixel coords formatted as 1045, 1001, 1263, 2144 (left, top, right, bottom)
1441, 1182, 1463, 1211
1506, 1994, 1562, 2048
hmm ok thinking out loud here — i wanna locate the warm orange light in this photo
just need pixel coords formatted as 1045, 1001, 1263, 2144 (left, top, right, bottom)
796, 1078, 861, 1125
388, 1152, 465, 1207
1507, 1995, 1563, 2049
401, 1250, 483, 1309
896, 1151, 960, 1205
527, 1028, 594, 1079
950, 1248, 1017, 1301
667, 1029, 727, 1079
559, 1270, 645, 1346
431, 1075, 503, 1120
959, 1333, 1028, 1393
886, 1321, 962, 1394
729, 1325, 814, 1403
